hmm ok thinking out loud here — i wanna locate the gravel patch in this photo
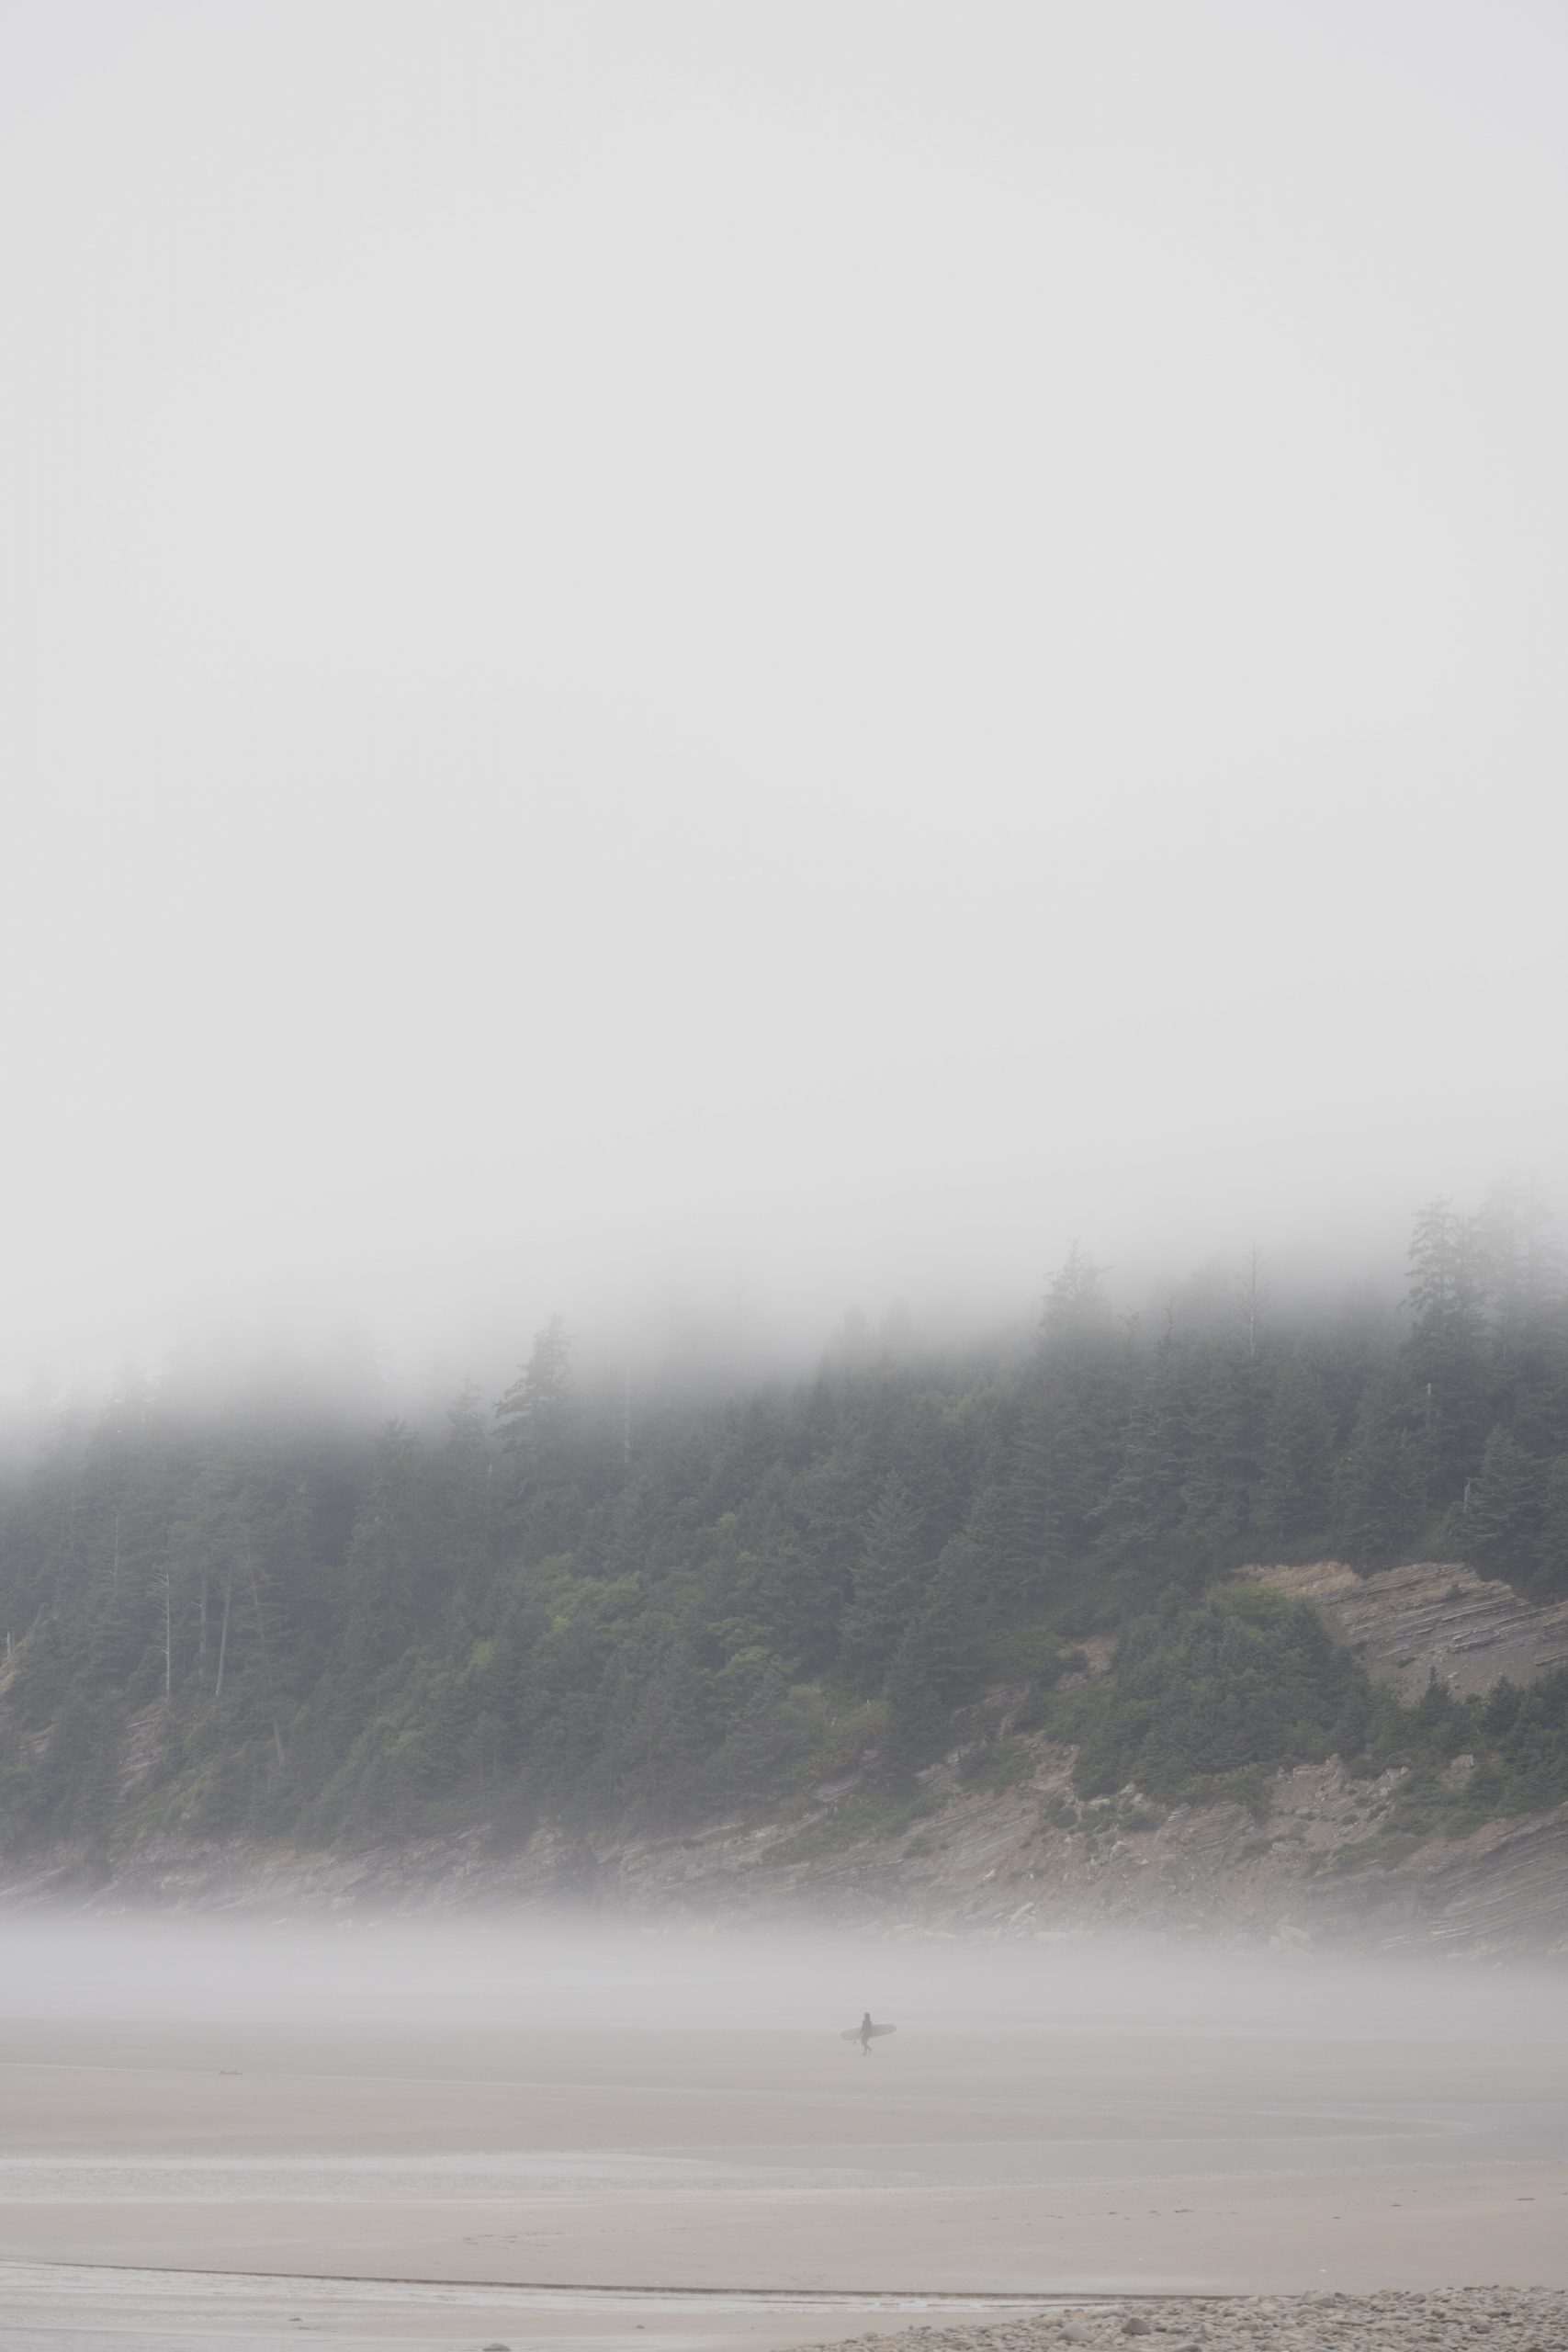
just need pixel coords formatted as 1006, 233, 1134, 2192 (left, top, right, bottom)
800, 2288, 1568, 2352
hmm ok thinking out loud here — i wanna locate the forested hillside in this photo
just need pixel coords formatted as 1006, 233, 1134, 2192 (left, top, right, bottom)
3, 1188, 1567, 1867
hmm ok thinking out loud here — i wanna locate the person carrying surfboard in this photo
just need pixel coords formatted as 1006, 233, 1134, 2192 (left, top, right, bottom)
840, 2013, 895, 2052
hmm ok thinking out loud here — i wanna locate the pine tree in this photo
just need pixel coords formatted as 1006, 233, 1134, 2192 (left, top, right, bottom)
1178, 1337, 1265, 1567
1037, 1246, 1113, 1374
494, 1317, 574, 1456
1010, 1250, 1123, 1602
961, 1468, 1032, 1622
883, 1532, 987, 1770
1534, 1456, 1568, 1597
1404, 1198, 1491, 1502
1009, 1379, 1100, 1603
1252, 1353, 1336, 1558
1464, 1427, 1541, 1583
494, 1317, 579, 1552
342, 1422, 425, 1679
1479, 1183, 1568, 1457
1334, 1382, 1429, 1569
840, 1472, 931, 1693
1095, 1340, 1187, 1579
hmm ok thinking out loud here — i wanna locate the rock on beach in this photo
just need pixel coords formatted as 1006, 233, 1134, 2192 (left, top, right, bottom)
798, 2287, 1568, 2352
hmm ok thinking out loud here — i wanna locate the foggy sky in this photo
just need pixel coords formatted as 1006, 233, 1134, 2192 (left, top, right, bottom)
5, 2, 1566, 1389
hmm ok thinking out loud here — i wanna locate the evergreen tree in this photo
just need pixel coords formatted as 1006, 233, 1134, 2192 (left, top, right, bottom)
1094, 1339, 1187, 1579
1253, 1353, 1336, 1558
494, 1317, 580, 1550
342, 1422, 426, 1679
1536, 1456, 1568, 1597
1037, 1245, 1113, 1373
1479, 1182, 1568, 1457
1464, 1427, 1541, 1582
1178, 1337, 1265, 1566
1404, 1198, 1491, 1502
961, 1468, 1032, 1622
883, 1531, 989, 1770
1333, 1381, 1429, 1568
1010, 1250, 1123, 1605
840, 1472, 931, 1692
494, 1317, 574, 1456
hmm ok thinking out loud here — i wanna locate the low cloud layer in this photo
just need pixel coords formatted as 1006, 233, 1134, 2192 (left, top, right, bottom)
5, 2, 1564, 1386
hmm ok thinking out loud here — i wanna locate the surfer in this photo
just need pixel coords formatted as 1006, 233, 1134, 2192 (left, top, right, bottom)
857, 2010, 875, 2054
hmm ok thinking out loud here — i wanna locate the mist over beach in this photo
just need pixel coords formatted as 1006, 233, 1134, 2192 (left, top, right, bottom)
2, 1912, 1567, 2341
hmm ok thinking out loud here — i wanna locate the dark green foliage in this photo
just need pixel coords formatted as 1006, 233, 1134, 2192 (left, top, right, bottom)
1056, 1587, 1363, 1802
840, 1473, 932, 1692
1010, 1250, 1125, 1607
1404, 1198, 1491, 1500
1333, 1382, 1430, 1567
883, 1531, 990, 1769
1537, 1457, 1568, 1595
1178, 1340, 1266, 1566
3, 1189, 1568, 1860
494, 1317, 574, 1456
1055, 1593, 1568, 1831
1095, 1339, 1189, 1576
1253, 1354, 1337, 1557
1463, 1427, 1540, 1581
1466, 1669, 1568, 1817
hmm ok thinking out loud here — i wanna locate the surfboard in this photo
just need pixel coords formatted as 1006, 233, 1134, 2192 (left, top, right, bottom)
840, 2024, 897, 2040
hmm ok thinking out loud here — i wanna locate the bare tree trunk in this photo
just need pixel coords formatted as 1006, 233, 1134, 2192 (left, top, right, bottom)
215, 1569, 233, 1698
1237, 1244, 1266, 1359
164, 1564, 173, 1702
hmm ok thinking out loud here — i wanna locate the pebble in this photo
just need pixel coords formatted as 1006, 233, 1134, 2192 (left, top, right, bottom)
795, 2288, 1568, 2352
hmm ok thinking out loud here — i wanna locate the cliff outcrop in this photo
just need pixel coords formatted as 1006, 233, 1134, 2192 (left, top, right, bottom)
1244, 1558, 1568, 1699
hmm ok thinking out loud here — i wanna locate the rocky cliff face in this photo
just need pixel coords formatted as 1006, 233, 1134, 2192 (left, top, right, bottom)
9, 1744, 1564, 1961
4, 1563, 1566, 1959
1244, 1558, 1568, 1700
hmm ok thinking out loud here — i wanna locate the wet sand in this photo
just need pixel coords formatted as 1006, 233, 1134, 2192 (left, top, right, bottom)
0, 2263, 1087, 2351
3, 2004, 1567, 2346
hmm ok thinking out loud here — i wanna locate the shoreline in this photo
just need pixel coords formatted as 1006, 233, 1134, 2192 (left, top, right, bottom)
2, 2270, 1565, 2351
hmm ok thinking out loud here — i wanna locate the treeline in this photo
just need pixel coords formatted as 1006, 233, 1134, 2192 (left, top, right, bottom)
2, 1185, 1566, 1860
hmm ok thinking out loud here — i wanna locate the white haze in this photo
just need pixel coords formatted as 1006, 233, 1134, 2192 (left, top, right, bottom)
4, 1913, 1565, 2048
5, 2, 1566, 1387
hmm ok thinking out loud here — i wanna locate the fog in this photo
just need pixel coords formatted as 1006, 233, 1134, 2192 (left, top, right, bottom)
3, 1909, 1566, 2041
6, 2, 1567, 1389
3, 1914, 1567, 2327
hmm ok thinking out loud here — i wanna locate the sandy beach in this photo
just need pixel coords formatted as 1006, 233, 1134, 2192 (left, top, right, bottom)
1, 1925, 1565, 2346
